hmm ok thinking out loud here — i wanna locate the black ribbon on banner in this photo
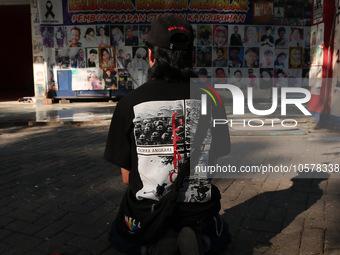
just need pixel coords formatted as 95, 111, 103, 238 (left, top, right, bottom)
45, 1, 55, 19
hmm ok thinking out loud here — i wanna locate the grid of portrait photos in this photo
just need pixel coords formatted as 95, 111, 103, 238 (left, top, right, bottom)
42, 24, 151, 91
37, 0, 317, 94
193, 22, 318, 91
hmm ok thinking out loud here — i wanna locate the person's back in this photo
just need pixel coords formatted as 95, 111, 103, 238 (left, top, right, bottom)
104, 15, 231, 255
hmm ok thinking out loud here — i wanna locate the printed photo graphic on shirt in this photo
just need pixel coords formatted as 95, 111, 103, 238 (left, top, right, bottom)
55, 48, 70, 69
125, 25, 139, 46
184, 99, 202, 145
82, 26, 97, 48
178, 177, 211, 203
132, 100, 188, 201
117, 69, 133, 89
213, 25, 228, 47
132, 100, 213, 202
38, 0, 63, 25
275, 26, 289, 48
103, 68, 117, 90
96, 25, 110, 47
68, 26, 82, 48
139, 25, 151, 46
135, 154, 185, 201
129, 68, 148, 89
41, 27, 54, 48
289, 47, 303, 69
133, 100, 185, 147
197, 24, 213, 46
54, 26, 67, 48
110, 25, 125, 47
116, 47, 132, 69
132, 47, 149, 69
86, 48, 99, 68
229, 25, 244, 46
99, 46, 115, 69
70, 48, 86, 68
196, 46, 212, 67
243, 26, 259, 47
260, 26, 274, 47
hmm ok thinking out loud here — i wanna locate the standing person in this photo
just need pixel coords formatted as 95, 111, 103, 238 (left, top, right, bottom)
104, 15, 231, 255
230, 25, 243, 46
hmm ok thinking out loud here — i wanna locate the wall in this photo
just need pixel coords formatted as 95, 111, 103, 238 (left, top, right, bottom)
0, 5, 33, 93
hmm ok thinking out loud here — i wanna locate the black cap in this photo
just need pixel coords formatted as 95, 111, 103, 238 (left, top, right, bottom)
145, 15, 194, 50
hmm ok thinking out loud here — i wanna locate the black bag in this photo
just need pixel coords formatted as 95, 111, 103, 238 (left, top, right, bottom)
115, 161, 190, 245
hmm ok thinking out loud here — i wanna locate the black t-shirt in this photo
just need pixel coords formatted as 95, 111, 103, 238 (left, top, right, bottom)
104, 79, 230, 220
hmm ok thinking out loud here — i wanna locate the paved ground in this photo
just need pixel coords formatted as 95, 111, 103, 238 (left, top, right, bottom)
0, 119, 339, 255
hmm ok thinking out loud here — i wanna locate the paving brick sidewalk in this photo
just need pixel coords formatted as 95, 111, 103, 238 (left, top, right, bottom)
0, 123, 339, 255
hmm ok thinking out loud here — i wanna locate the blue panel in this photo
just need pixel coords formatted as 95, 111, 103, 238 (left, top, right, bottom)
57, 70, 72, 91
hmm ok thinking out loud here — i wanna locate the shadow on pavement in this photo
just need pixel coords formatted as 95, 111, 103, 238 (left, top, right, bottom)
222, 172, 329, 255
